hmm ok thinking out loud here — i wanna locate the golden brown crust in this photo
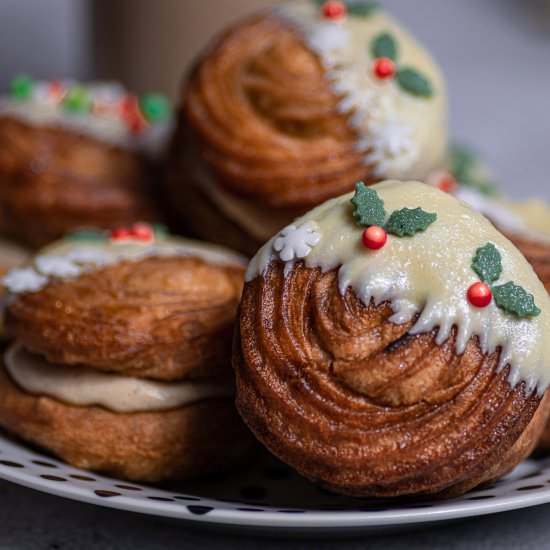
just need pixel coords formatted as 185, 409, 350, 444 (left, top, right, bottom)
6, 256, 244, 380
170, 15, 373, 214
0, 116, 159, 248
0, 365, 254, 482
233, 262, 550, 497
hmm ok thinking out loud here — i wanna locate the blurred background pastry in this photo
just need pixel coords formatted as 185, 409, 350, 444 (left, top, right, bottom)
0, 77, 173, 248
166, 0, 447, 254
234, 181, 550, 497
0, 225, 254, 482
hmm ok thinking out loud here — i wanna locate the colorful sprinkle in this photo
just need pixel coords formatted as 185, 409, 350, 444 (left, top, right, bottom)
322, 1, 347, 20
362, 226, 387, 250
10, 75, 34, 100
373, 57, 396, 80
467, 282, 492, 308
139, 93, 172, 123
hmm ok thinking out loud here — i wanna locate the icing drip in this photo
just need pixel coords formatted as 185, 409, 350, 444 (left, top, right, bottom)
2, 233, 247, 295
247, 181, 550, 394
276, 2, 447, 179
0, 80, 173, 158
5, 343, 233, 413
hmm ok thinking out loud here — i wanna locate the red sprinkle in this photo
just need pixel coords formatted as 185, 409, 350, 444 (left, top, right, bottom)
132, 223, 154, 242
435, 172, 457, 193
110, 227, 132, 241
467, 282, 492, 308
373, 57, 396, 80
322, 1, 347, 20
362, 226, 387, 250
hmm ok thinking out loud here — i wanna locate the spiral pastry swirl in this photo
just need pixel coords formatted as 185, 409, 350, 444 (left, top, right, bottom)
234, 262, 550, 497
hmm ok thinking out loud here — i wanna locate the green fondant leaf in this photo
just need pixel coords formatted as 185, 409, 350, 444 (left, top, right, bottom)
346, 1, 381, 16
493, 281, 541, 318
350, 182, 386, 227
396, 68, 434, 98
65, 229, 107, 243
385, 208, 437, 237
371, 32, 398, 61
450, 144, 499, 196
152, 224, 169, 239
472, 243, 502, 284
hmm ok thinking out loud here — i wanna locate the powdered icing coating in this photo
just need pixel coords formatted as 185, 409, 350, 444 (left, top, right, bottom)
276, 2, 447, 179
5, 343, 233, 413
247, 181, 550, 394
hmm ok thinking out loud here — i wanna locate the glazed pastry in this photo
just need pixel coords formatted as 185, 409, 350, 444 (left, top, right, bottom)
0, 76, 173, 248
168, 0, 447, 254
428, 146, 550, 293
0, 224, 254, 482
0, 239, 28, 338
234, 180, 550, 497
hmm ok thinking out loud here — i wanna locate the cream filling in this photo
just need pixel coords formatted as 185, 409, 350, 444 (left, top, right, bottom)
277, 3, 447, 180
0, 81, 173, 158
247, 181, 550, 394
2, 234, 247, 295
5, 343, 234, 413
194, 162, 294, 242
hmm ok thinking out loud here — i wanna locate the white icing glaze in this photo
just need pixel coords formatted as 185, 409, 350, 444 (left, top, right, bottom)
454, 187, 550, 245
2, 233, 247, 295
247, 181, 550, 394
276, 2, 447, 179
0, 81, 173, 158
5, 343, 233, 413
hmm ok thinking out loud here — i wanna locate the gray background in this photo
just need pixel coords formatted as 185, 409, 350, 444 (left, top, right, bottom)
0, 1, 549, 548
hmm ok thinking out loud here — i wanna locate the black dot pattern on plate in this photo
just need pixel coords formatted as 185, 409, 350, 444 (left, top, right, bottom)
516, 485, 545, 491
467, 495, 496, 501
40, 475, 67, 482
32, 460, 58, 468
187, 505, 214, 515
237, 507, 264, 512
174, 496, 201, 502
148, 497, 175, 502
0, 460, 24, 468
70, 474, 96, 481
95, 490, 121, 498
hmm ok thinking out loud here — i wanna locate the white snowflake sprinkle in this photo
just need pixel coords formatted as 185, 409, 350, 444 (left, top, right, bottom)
273, 221, 321, 262
2, 268, 48, 294
35, 255, 81, 278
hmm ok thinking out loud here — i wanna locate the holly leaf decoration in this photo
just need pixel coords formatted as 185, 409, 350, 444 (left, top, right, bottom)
396, 68, 434, 98
66, 229, 107, 243
371, 32, 398, 61
472, 243, 502, 284
492, 282, 541, 318
351, 182, 386, 227
346, 1, 381, 16
450, 144, 498, 197
385, 208, 437, 237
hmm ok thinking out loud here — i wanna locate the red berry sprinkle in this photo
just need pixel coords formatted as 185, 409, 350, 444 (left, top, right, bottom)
435, 172, 457, 194
362, 226, 387, 250
467, 282, 493, 308
110, 227, 132, 241
132, 223, 154, 242
322, 1, 347, 20
373, 57, 396, 80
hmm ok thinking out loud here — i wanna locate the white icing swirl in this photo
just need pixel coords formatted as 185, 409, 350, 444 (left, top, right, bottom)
2, 234, 247, 295
0, 81, 173, 158
247, 181, 550, 394
5, 343, 233, 413
276, 2, 447, 179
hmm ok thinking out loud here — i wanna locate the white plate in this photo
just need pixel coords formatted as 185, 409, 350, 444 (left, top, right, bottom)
2, 432, 550, 536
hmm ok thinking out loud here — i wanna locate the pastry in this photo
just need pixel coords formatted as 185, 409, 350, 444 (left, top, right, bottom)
0, 224, 254, 482
0, 76, 173, 248
234, 180, 550, 497
167, 0, 448, 254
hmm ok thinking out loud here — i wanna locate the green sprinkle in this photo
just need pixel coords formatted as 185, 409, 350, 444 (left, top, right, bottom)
471, 243, 502, 285
65, 229, 107, 243
346, 2, 381, 16
385, 207, 437, 237
10, 74, 34, 101
396, 68, 434, 98
139, 93, 172, 123
351, 182, 386, 227
152, 223, 169, 239
450, 144, 499, 196
63, 86, 91, 113
493, 282, 541, 318
371, 32, 398, 61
